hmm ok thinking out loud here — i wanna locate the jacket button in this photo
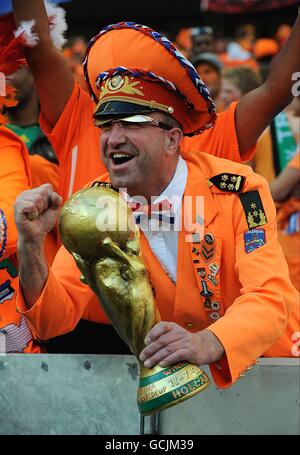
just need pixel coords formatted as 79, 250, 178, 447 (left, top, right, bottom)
186, 322, 194, 329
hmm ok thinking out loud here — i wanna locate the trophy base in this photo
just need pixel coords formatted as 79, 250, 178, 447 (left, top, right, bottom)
137, 361, 210, 415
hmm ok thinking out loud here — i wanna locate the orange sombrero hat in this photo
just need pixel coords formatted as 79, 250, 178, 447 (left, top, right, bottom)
83, 22, 216, 136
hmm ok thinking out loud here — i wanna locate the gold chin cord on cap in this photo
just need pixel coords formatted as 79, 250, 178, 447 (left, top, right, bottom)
59, 185, 210, 415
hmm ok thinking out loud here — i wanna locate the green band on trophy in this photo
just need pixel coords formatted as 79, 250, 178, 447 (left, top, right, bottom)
138, 375, 210, 415
139, 362, 188, 386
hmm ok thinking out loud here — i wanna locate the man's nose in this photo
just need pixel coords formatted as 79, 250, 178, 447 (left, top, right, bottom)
106, 122, 126, 145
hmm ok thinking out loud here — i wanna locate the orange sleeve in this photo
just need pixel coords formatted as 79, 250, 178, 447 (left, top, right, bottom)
181, 102, 256, 163
208, 177, 297, 387
16, 244, 108, 340
39, 82, 106, 201
0, 126, 31, 260
29, 154, 59, 192
39, 82, 89, 164
287, 150, 300, 170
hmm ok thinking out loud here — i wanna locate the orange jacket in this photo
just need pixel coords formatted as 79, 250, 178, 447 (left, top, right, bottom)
40, 83, 255, 202
0, 128, 59, 353
0, 126, 41, 353
16, 151, 299, 385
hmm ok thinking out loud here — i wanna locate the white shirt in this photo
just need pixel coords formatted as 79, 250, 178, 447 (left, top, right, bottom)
140, 156, 188, 283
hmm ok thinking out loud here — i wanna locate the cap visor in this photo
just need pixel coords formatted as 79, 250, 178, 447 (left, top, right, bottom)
95, 114, 156, 126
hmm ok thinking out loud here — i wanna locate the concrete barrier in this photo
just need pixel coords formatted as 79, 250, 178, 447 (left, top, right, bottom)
160, 358, 300, 435
0, 355, 298, 435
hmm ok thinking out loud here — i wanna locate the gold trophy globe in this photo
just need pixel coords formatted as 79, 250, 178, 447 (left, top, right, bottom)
59, 184, 210, 415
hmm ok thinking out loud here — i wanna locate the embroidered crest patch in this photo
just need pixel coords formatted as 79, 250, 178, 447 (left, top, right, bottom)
244, 229, 266, 254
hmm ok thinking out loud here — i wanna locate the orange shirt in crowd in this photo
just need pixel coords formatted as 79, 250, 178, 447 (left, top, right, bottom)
40, 83, 106, 202
0, 126, 41, 353
40, 82, 254, 203
0, 127, 60, 353
17, 151, 299, 387
276, 150, 300, 291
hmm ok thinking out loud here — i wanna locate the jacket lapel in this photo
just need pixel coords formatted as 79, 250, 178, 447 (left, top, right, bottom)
174, 160, 224, 328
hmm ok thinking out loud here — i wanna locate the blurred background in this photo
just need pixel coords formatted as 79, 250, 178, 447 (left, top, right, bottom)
61, 0, 299, 40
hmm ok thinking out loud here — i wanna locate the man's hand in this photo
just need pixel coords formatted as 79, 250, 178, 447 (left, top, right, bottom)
14, 184, 62, 309
14, 183, 62, 244
139, 321, 224, 368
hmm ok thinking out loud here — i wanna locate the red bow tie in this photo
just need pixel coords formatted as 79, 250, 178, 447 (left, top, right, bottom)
127, 199, 175, 225
128, 199, 172, 213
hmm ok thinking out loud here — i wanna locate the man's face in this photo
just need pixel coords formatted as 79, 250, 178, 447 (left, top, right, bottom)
192, 34, 214, 54
100, 113, 176, 198
220, 78, 242, 110
195, 63, 221, 98
6, 66, 35, 105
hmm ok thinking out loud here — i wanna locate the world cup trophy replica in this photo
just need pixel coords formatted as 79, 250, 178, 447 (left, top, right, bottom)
59, 184, 210, 415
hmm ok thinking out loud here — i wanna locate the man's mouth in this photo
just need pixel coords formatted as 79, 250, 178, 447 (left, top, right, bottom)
111, 153, 134, 166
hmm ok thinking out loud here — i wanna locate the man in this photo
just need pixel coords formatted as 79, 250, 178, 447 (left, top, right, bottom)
11, 0, 300, 199
190, 26, 215, 55
0, 34, 57, 354
5, 65, 58, 162
0, 125, 41, 354
191, 52, 224, 112
0, 124, 57, 352
221, 66, 263, 111
270, 149, 300, 291
14, 23, 299, 387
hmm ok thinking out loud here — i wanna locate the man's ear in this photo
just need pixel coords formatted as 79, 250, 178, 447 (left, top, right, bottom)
165, 128, 183, 155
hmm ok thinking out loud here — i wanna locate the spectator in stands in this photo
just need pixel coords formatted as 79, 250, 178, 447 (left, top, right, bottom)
191, 52, 224, 112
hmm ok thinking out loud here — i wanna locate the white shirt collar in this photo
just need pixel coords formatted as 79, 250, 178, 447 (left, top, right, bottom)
152, 155, 188, 216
